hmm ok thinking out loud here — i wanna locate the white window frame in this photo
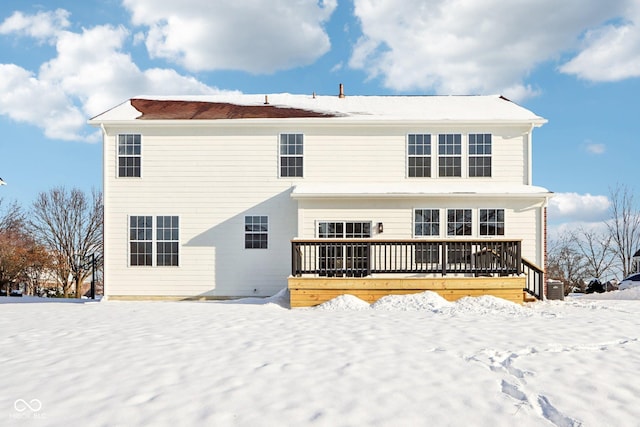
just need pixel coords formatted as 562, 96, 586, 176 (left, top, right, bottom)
279, 133, 304, 178
438, 133, 462, 177
117, 134, 142, 178
407, 134, 432, 178
446, 208, 473, 236
245, 215, 269, 249
479, 208, 505, 236
413, 208, 440, 237
468, 133, 492, 177
128, 215, 180, 267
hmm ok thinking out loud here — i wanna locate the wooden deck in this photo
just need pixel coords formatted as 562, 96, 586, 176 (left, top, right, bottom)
288, 276, 527, 307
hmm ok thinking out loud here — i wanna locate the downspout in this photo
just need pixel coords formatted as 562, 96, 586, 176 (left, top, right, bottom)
100, 123, 108, 298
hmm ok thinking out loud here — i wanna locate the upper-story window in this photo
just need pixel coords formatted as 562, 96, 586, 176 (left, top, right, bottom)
118, 134, 141, 177
407, 134, 432, 177
469, 133, 492, 177
279, 133, 303, 177
479, 209, 504, 236
438, 134, 462, 177
245, 216, 268, 249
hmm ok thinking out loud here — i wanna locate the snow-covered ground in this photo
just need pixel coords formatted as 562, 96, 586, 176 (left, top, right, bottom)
2, 289, 640, 427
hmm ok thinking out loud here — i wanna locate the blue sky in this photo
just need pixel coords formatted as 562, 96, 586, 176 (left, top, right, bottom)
1, 0, 639, 233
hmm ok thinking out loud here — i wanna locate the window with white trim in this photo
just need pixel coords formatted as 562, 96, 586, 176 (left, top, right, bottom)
130, 216, 152, 266
414, 209, 439, 236
118, 134, 141, 177
407, 134, 432, 177
479, 209, 504, 236
129, 216, 179, 266
318, 221, 371, 238
279, 133, 303, 177
414, 209, 440, 263
438, 134, 462, 177
447, 209, 472, 236
156, 216, 180, 265
245, 216, 268, 249
469, 133, 492, 177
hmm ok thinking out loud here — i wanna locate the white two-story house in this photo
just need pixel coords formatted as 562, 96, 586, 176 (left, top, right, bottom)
90, 89, 552, 306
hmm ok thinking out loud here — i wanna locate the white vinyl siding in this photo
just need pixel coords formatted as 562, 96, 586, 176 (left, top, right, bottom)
102, 121, 544, 298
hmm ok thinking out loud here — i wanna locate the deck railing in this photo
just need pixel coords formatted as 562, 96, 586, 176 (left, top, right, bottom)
291, 239, 522, 278
521, 258, 544, 300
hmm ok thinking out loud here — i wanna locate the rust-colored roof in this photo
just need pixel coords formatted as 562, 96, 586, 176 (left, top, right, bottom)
130, 98, 337, 120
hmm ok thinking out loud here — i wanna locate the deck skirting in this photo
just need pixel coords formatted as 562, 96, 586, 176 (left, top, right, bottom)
288, 276, 526, 307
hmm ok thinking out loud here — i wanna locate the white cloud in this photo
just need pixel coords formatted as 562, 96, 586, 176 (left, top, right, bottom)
349, 0, 629, 99
548, 192, 610, 223
584, 143, 606, 155
121, 0, 337, 73
0, 9, 70, 42
560, 2, 640, 81
0, 11, 232, 142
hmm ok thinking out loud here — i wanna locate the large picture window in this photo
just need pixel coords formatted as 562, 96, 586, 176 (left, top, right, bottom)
438, 134, 462, 177
407, 134, 432, 177
279, 133, 303, 177
245, 216, 268, 249
129, 215, 179, 266
479, 209, 504, 236
118, 134, 141, 177
469, 133, 492, 177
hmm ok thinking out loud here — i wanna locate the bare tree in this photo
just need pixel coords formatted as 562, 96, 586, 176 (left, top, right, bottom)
547, 231, 587, 292
606, 184, 640, 278
30, 188, 103, 298
0, 198, 25, 232
573, 227, 616, 282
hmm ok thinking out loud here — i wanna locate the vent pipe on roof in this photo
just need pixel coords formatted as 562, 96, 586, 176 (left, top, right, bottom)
339, 83, 345, 98
264, 95, 269, 105
312, 91, 316, 99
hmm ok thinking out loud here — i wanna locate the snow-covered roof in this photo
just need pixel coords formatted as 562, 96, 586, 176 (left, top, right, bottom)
291, 182, 553, 199
89, 94, 546, 125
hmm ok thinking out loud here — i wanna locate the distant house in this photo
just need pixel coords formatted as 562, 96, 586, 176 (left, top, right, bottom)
89, 88, 552, 306
633, 249, 640, 274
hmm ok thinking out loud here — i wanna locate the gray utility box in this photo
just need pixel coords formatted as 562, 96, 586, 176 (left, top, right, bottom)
547, 280, 564, 300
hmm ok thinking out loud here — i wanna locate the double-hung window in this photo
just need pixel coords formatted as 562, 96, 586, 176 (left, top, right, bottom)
469, 133, 492, 177
118, 134, 141, 177
279, 133, 303, 177
408, 134, 432, 177
479, 209, 504, 236
245, 216, 268, 249
156, 216, 180, 265
130, 216, 153, 266
129, 216, 179, 266
438, 134, 462, 177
